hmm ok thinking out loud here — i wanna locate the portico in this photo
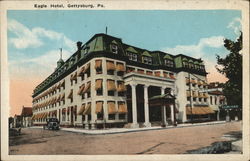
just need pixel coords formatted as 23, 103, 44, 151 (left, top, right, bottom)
124, 72, 175, 128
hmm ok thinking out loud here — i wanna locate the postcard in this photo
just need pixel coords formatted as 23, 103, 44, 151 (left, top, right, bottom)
1, 0, 249, 161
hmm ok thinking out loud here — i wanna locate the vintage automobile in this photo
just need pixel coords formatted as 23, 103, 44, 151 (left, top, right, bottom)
43, 118, 60, 130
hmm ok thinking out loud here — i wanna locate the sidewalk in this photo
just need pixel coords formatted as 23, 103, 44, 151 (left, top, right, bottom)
30, 120, 234, 135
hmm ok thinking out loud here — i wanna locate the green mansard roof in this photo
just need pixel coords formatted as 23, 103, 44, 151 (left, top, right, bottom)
142, 51, 152, 57
33, 33, 206, 97
163, 54, 173, 60
126, 46, 138, 54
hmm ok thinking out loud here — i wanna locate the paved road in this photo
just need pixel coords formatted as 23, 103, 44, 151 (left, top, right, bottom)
9, 121, 241, 155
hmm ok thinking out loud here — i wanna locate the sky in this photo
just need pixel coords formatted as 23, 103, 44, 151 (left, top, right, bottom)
7, 10, 242, 116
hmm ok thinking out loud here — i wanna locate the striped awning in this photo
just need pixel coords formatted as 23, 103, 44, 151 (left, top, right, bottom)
67, 89, 73, 99
95, 79, 103, 90
77, 104, 85, 115
107, 61, 115, 71
95, 60, 102, 70
78, 84, 85, 95
118, 103, 128, 114
78, 66, 85, 76
83, 82, 91, 93
83, 63, 90, 73
107, 80, 116, 91
83, 103, 91, 115
108, 102, 117, 114
95, 101, 103, 114
117, 82, 126, 92
116, 63, 125, 72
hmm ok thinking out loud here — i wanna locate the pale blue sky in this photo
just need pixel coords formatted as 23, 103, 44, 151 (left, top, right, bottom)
7, 10, 242, 81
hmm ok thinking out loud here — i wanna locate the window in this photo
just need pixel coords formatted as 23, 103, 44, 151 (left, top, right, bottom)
111, 44, 118, 54
189, 63, 194, 69
119, 114, 126, 120
215, 97, 217, 105
95, 79, 103, 96
193, 98, 196, 102
199, 98, 202, 102
143, 56, 152, 64
95, 60, 102, 74
165, 59, 174, 67
96, 101, 104, 120
127, 52, 138, 61
107, 61, 115, 75
204, 98, 207, 102
183, 61, 189, 68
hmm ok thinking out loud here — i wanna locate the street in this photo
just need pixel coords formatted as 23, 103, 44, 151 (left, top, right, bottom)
9, 121, 241, 155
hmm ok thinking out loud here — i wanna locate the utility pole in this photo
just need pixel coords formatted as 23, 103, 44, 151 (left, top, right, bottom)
188, 72, 193, 124
105, 27, 108, 34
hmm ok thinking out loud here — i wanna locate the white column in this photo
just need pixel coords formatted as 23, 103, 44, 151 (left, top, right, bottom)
170, 105, 174, 123
131, 83, 139, 128
161, 87, 167, 126
85, 115, 89, 129
143, 85, 151, 127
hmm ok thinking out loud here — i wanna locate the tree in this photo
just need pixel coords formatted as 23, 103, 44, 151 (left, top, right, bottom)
216, 33, 242, 107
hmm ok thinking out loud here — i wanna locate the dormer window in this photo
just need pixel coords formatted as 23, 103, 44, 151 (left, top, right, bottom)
127, 52, 137, 61
111, 44, 118, 54
143, 56, 152, 64
163, 54, 174, 67
165, 59, 174, 67
126, 47, 138, 61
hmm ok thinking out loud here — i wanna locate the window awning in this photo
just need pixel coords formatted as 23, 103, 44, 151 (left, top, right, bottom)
192, 91, 198, 97
107, 80, 116, 91
78, 66, 85, 76
198, 93, 203, 98
67, 89, 73, 99
186, 91, 191, 97
95, 101, 103, 114
95, 79, 103, 90
83, 103, 91, 115
83, 63, 90, 73
106, 61, 115, 71
118, 103, 127, 113
117, 82, 126, 92
95, 60, 102, 70
57, 82, 61, 89
77, 104, 85, 115
83, 82, 91, 93
56, 95, 61, 102
186, 107, 215, 115
78, 84, 85, 95
70, 72, 77, 81
108, 102, 117, 114
61, 93, 65, 101
116, 63, 125, 72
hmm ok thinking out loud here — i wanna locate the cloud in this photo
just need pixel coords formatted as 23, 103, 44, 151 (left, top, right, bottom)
163, 36, 225, 58
9, 49, 72, 80
162, 36, 227, 83
8, 19, 75, 50
227, 17, 242, 36
8, 19, 43, 49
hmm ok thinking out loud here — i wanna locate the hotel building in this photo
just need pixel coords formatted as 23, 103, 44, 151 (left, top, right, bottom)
31, 33, 215, 129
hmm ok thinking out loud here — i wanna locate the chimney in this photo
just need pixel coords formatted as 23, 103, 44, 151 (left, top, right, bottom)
77, 41, 82, 50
